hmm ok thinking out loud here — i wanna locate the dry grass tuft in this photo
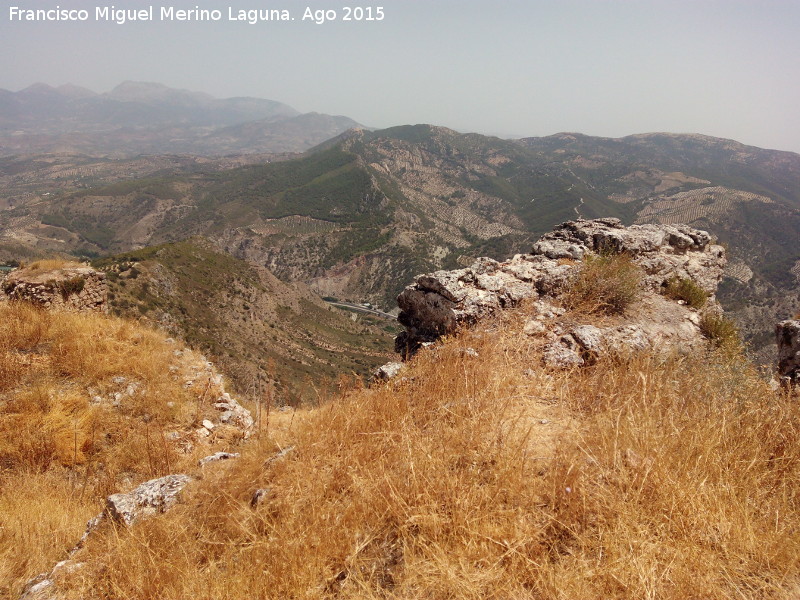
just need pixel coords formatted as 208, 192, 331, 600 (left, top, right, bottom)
563, 252, 642, 315
662, 275, 709, 308
699, 311, 740, 350
55, 305, 800, 599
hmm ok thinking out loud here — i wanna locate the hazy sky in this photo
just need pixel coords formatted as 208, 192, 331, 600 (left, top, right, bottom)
2, 0, 799, 152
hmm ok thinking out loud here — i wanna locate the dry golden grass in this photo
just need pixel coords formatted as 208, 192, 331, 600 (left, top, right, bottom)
0, 471, 98, 594
0, 302, 238, 597
53, 306, 800, 599
563, 252, 642, 315
22, 259, 82, 272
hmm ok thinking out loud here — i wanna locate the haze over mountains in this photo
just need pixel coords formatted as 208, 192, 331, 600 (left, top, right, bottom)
0, 81, 361, 156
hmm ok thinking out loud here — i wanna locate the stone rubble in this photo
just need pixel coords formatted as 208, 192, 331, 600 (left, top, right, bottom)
20, 474, 194, 599
2, 265, 107, 312
372, 361, 404, 383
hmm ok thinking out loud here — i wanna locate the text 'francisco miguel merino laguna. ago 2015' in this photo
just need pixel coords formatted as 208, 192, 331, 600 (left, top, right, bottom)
8, 6, 386, 25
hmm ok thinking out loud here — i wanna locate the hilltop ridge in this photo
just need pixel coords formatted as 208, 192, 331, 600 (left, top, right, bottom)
1, 125, 798, 361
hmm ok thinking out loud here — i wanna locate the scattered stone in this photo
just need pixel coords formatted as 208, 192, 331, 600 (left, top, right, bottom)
543, 342, 584, 368
198, 452, 240, 466
523, 319, 546, 336
202, 419, 215, 431
19, 576, 54, 600
264, 445, 295, 467
570, 325, 604, 354
211, 395, 254, 430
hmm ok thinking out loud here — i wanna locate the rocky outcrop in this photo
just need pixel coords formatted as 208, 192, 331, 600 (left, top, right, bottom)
395, 218, 726, 359
2, 264, 107, 312
776, 320, 800, 387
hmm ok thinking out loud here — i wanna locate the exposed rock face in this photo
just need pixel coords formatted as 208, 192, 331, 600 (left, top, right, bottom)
776, 320, 800, 387
396, 218, 726, 359
2, 265, 107, 312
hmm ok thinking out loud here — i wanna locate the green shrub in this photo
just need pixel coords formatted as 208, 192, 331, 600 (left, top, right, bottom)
663, 276, 708, 309
564, 252, 642, 315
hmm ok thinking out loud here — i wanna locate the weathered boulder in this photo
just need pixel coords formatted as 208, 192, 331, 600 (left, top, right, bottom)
776, 320, 800, 387
372, 361, 404, 383
396, 219, 726, 358
106, 474, 193, 526
2, 264, 107, 312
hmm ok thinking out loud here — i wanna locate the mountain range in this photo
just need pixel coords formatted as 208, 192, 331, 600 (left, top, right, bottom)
1, 86, 799, 365
0, 81, 361, 156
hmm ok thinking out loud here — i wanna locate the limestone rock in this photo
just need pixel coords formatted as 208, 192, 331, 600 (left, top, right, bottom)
106, 474, 193, 526
373, 361, 404, 383
395, 218, 725, 358
19, 577, 55, 600
251, 488, 271, 508
198, 452, 240, 466
543, 340, 584, 368
570, 325, 603, 355
212, 395, 254, 431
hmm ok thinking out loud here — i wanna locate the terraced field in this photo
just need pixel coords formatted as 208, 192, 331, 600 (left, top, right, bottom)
252, 215, 341, 235
724, 260, 754, 284
791, 260, 800, 284
635, 187, 773, 225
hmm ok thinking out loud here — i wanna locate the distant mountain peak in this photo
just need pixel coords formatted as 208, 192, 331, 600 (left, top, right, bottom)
19, 82, 57, 94
106, 81, 215, 105
55, 83, 97, 99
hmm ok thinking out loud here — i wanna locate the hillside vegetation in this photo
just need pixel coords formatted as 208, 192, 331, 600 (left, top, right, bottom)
3, 127, 798, 362
92, 238, 397, 400
0, 301, 251, 597
41, 302, 800, 599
